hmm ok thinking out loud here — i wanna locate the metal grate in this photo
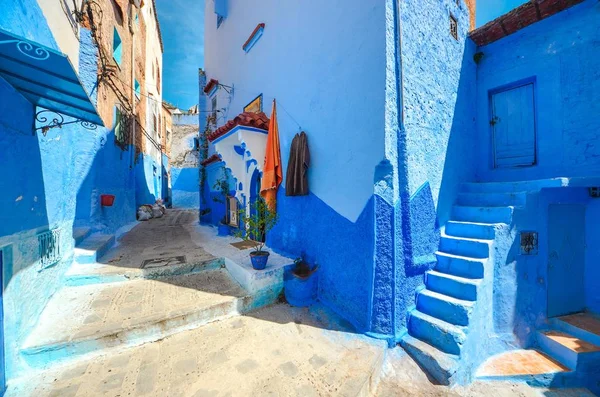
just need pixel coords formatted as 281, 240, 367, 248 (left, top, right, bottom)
38, 229, 61, 270
520, 231, 538, 255
450, 15, 458, 40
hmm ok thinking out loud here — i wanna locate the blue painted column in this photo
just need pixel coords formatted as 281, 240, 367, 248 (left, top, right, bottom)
367, 0, 405, 345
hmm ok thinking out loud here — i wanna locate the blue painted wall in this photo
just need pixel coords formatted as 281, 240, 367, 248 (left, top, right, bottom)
474, 0, 600, 182
0, 7, 138, 380
171, 167, 200, 209
585, 199, 600, 314
393, 0, 477, 336
203, 0, 387, 329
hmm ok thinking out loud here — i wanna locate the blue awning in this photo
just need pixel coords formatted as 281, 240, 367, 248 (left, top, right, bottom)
0, 28, 103, 126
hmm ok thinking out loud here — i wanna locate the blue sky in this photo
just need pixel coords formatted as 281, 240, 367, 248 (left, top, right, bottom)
477, 0, 528, 26
155, 0, 205, 110
156, 0, 527, 110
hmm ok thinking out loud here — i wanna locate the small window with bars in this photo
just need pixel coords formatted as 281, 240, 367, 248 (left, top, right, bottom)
38, 229, 61, 270
450, 15, 458, 40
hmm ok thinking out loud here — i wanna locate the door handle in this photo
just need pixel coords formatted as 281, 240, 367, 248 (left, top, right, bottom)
490, 116, 500, 126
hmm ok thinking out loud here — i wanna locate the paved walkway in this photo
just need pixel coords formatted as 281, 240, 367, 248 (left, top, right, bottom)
8, 210, 596, 396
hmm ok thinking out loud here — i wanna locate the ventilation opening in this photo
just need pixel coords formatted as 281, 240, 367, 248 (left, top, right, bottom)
38, 229, 61, 270
450, 15, 458, 40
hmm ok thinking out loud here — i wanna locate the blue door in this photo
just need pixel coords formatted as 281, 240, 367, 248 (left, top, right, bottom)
0, 252, 5, 394
547, 204, 586, 318
491, 83, 536, 168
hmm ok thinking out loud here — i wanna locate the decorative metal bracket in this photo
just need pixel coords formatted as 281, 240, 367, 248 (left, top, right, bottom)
35, 110, 98, 136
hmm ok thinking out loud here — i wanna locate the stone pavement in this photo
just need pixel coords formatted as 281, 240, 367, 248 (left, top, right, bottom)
9, 209, 596, 396
10, 304, 387, 397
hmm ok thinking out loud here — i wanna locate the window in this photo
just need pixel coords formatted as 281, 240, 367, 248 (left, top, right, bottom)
134, 79, 140, 100
113, 28, 122, 66
156, 62, 161, 94
211, 96, 217, 120
449, 15, 458, 40
115, 106, 125, 145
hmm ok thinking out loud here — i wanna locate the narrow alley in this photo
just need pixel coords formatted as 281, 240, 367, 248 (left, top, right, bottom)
1, 0, 599, 395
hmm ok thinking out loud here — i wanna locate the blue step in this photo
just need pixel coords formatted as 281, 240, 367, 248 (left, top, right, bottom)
439, 235, 490, 259
550, 314, 600, 348
435, 252, 485, 279
408, 310, 466, 355
445, 221, 496, 240
401, 335, 458, 386
426, 270, 479, 301
461, 178, 567, 194
537, 331, 600, 370
72, 227, 92, 246
451, 206, 513, 224
457, 192, 527, 207
417, 289, 473, 326
74, 234, 115, 264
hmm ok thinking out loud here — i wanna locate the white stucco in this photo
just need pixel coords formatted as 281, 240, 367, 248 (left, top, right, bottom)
38, 0, 81, 70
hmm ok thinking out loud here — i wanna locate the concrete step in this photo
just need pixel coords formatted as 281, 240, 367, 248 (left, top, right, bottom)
451, 205, 513, 224
439, 235, 490, 259
401, 335, 458, 386
537, 330, 600, 370
457, 191, 527, 207
445, 221, 497, 240
550, 313, 600, 348
461, 178, 567, 194
417, 289, 474, 326
426, 270, 480, 301
21, 269, 270, 370
476, 349, 575, 388
435, 251, 486, 279
408, 310, 466, 355
74, 234, 115, 264
65, 256, 224, 286
72, 227, 92, 246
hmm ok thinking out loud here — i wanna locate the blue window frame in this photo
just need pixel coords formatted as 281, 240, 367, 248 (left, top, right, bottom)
134, 79, 140, 99
113, 28, 122, 66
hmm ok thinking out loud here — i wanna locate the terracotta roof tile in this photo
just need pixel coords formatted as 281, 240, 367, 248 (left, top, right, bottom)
208, 112, 270, 142
200, 153, 221, 166
470, 0, 584, 47
204, 79, 219, 94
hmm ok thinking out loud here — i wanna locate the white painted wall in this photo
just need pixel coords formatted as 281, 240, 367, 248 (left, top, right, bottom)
142, 0, 163, 162
203, 0, 386, 222
37, 0, 82, 70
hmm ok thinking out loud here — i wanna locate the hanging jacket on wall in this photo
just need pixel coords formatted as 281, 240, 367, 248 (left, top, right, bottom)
285, 131, 310, 196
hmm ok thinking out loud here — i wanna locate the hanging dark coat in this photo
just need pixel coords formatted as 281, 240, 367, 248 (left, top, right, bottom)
285, 131, 310, 196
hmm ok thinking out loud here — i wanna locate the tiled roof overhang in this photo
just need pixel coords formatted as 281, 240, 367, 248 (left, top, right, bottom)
470, 0, 585, 47
208, 111, 269, 142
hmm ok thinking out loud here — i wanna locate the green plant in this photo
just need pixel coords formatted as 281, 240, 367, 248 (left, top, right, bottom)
234, 198, 278, 253
212, 167, 230, 204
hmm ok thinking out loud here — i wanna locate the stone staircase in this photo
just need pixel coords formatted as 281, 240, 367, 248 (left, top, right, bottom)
403, 182, 528, 384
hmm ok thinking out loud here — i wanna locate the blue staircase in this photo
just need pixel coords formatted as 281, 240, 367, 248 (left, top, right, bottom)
402, 182, 527, 384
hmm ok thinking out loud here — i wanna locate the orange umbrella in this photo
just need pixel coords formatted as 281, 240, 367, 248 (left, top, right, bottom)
261, 99, 283, 211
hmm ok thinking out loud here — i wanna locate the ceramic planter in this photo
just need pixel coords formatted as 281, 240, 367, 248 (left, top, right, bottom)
250, 251, 269, 270
284, 264, 318, 307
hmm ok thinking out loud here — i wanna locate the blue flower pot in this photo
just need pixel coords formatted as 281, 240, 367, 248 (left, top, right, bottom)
250, 251, 269, 270
217, 223, 230, 236
284, 265, 318, 307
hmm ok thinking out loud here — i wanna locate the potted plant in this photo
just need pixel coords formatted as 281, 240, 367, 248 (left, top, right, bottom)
235, 198, 278, 270
213, 169, 231, 236
284, 256, 319, 307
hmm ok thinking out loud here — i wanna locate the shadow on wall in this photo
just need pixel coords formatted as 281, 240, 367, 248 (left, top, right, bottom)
74, 130, 137, 233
